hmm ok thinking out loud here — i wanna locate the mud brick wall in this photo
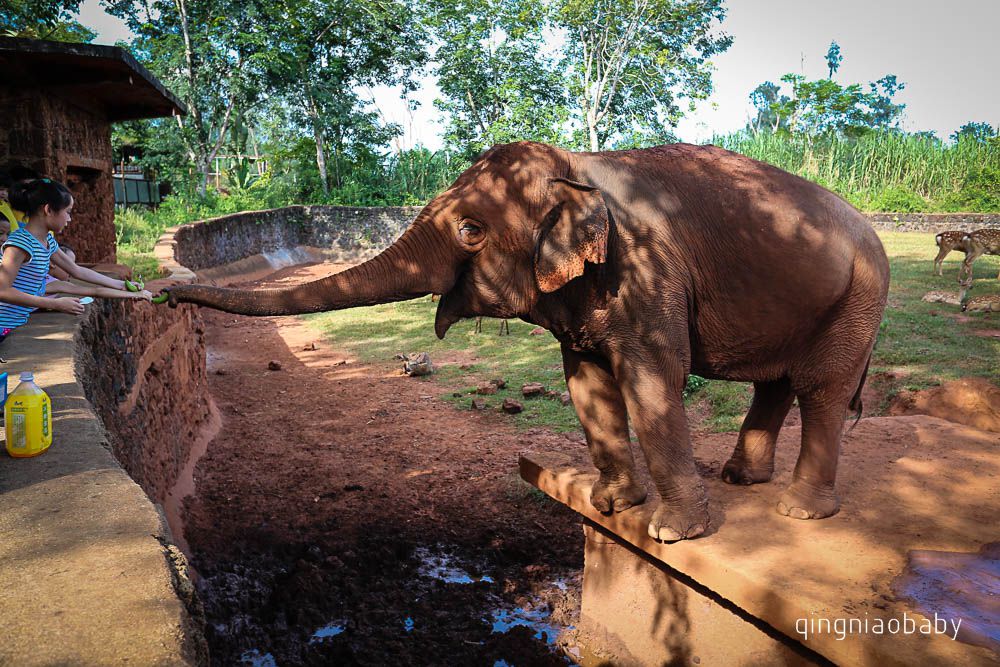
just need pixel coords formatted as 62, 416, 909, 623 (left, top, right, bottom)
76, 296, 212, 503
864, 213, 1000, 233
0, 89, 116, 263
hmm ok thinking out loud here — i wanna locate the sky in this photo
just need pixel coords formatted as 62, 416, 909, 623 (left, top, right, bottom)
77, 0, 1000, 151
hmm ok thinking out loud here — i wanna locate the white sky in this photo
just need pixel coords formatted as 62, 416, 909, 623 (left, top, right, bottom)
78, 0, 1000, 151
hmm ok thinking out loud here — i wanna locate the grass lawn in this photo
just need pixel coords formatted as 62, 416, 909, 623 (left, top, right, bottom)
302, 231, 1000, 434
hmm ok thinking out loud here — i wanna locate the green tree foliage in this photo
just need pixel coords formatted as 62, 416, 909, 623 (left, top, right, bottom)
951, 122, 998, 144
1, 0, 96, 41
105, 0, 269, 195
558, 0, 732, 150
825, 40, 842, 78
427, 0, 569, 157
757, 44, 905, 137
748, 81, 789, 133
253, 0, 427, 193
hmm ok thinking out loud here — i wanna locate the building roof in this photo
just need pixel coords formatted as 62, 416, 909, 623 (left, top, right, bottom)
0, 37, 186, 121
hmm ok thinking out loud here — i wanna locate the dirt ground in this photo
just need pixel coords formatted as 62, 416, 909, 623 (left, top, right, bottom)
178, 261, 997, 666
181, 263, 588, 666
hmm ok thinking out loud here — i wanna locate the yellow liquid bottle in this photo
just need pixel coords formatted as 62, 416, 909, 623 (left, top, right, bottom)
5, 372, 52, 458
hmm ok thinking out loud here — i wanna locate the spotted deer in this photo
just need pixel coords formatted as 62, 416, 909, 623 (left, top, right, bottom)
932, 231, 971, 276
962, 294, 1000, 313
959, 228, 1000, 282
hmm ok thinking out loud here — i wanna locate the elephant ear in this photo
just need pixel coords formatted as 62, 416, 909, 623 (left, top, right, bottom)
534, 178, 609, 293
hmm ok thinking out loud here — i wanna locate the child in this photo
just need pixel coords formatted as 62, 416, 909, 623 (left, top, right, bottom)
0, 179, 149, 347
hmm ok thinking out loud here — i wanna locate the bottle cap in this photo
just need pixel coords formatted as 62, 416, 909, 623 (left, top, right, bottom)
19, 371, 33, 382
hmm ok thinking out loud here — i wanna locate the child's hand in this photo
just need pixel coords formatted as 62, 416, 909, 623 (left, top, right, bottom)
135, 289, 153, 301
54, 297, 85, 316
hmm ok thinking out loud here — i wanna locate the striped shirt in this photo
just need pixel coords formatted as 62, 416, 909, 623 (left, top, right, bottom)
0, 227, 59, 329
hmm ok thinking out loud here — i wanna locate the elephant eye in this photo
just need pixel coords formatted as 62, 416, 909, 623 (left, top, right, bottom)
458, 220, 485, 246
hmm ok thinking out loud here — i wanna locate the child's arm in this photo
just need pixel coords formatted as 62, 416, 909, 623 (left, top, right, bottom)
50, 248, 128, 291
0, 247, 84, 315
45, 280, 152, 301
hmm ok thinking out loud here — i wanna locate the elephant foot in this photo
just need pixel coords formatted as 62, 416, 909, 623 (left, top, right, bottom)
646, 502, 709, 542
720, 458, 773, 485
590, 474, 647, 514
776, 481, 840, 520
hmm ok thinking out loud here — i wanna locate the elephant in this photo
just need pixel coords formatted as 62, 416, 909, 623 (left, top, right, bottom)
166, 141, 890, 542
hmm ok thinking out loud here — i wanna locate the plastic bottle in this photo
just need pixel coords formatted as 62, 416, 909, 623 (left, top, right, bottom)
5, 372, 52, 458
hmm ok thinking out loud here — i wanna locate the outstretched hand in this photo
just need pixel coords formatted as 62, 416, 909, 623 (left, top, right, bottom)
53, 297, 85, 316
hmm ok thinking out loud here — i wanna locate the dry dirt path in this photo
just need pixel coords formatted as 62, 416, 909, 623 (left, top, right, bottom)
181, 263, 585, 666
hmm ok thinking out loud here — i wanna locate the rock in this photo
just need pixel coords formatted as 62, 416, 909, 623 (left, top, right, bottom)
545, 390, 561, 400
476, 383, 498, 395
403, 352, 434, 376
214, 368, 226, 376
502, 398, 523, 414
471, 398, 489, 411
303, 342, 318, 351
521, 382, 545, 397
490, 378, 507, 389
560, 391, 572, 406
529, 327, 546, 335
267, 360, 282, 371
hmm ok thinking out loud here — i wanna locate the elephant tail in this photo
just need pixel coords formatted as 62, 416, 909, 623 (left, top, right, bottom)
847, 354, 872, 432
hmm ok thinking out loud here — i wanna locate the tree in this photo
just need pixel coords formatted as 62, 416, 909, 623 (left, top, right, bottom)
428, 0, 568, 157
951, 122, 997, 144
105, 0, 266, 195
1, 0, 96, 42
557, 0, 732, 150
825, 40, 842, 78
748, 81, 789, 133
752, 44, 905, 137
255, 0, 427, 194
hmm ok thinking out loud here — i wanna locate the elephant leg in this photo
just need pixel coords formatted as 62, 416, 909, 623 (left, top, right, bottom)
612, 354, 709, 542
777, 390, 846, 520
932, 247, 950, 276
562, 344, 647, 513
722, 378, 795, 485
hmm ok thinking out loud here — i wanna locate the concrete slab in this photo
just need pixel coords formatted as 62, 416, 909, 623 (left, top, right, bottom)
0, 311, 204, 666
521, 415, 1000, 666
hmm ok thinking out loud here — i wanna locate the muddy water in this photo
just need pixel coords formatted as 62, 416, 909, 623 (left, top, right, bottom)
894, 542, 1000, 653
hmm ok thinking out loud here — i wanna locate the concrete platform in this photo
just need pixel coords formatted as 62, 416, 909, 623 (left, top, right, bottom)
520, 415, 1000, 666
0, 311, 204, 666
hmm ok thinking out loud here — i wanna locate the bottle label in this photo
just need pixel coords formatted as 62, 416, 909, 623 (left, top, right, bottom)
42, 401, 49, 437
9, 411, 26, 448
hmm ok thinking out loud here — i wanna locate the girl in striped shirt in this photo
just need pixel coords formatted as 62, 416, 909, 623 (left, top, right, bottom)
0, 179, 150, 345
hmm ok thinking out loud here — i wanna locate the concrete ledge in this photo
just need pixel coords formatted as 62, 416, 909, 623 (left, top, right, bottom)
520, 416, 1000, 666
0, 311, 205, 666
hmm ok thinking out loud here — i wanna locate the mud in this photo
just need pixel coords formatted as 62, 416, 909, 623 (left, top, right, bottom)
180, 263, 586, 665
889, 377, 1000, 433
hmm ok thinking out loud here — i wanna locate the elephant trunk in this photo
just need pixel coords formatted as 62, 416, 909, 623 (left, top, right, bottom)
168, 223, 456, 316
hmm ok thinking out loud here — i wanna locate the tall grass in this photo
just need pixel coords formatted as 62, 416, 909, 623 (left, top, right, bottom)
715, 131, 1000, 212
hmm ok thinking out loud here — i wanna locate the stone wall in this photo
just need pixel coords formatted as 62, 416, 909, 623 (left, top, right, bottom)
864, 213, 1000, 233
169, 205, 421, 270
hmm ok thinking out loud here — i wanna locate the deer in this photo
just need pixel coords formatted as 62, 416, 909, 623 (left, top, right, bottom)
959, 228, 1000, 283
962, 294, 1000, 313
932, 231, 972, 276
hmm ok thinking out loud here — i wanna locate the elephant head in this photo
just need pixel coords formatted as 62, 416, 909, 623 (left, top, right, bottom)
166, 142, 610, 336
